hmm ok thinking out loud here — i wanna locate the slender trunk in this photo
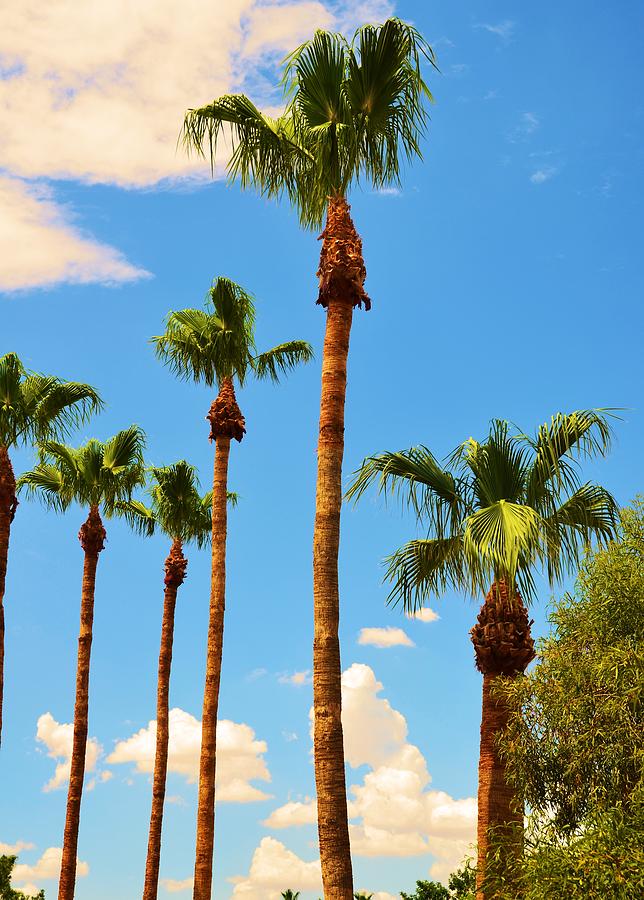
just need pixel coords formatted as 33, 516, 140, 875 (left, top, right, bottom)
58, 506, 105, 900
476, 674, 523, 899
471, 582, 535, 900
313, 196, 369, 900
193, 377, 244, 900
0, 445, 17, 748
142, 539, 187, 900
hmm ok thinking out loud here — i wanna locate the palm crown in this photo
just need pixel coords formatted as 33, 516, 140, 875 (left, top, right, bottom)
182, 18, 436, 228
18, 426, 146, 514
117, 461, 213, 546
152, 277, 313, 388
347, 410, 620, 606
0, 352, 102, 449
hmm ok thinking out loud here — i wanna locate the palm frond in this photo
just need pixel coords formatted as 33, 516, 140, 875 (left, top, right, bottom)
252, 341, 314, 382
463, 500, 543, 592
103, 426, 146, 472
384, 536, 465, 610
115, 499, 156, 537
17, 464, 70, 512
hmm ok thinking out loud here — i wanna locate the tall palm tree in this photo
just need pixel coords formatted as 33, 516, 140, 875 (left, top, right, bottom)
153, 277, 312, 900
19, 427, 146, 900
347, 411, 619, 899
117, 462, 216, 900
0, 352, 101, 747
181, 20, 436, 896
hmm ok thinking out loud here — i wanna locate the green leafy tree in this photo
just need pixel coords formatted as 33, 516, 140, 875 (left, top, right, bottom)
487, 501, 644, 899
281, 892, 300, 900
19, 427, 146, 900
0, 352, 101, 746
348, 411, 619, 898
0, 856, 44, 900
400, 863, 476, 900
181, 20, 436, 898
153, 277, 312, 900
117, 462, 214, 900
400, 881, 449, 900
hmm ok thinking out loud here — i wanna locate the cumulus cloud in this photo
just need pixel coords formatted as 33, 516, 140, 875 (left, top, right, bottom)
12, 847, 89, 894
0, 0, 371, 292
107, 708, 271, 802
160, 876, 194, 893
0, 840, 34, 855
406, 607, 440, 623
0, 176, 150, 292
229, 836, 321, 899
268, 664, 476, 883
36, 712, 102, 792
278, 670, 312, 686
358, 627, 415, 648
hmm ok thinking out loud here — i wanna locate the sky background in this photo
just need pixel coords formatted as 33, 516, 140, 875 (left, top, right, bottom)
1, 0, 643, 897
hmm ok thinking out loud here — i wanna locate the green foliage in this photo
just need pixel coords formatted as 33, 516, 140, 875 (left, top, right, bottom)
487, 501, 644, 898
0, 856, 44, 899
182, 19, 436, 228
18, 426, 146, 515
0, 352, 102, 450
400, 862, 475, 899
280, 891, 299, 900
347, 411, 619, 607
116, 460, 212, 546
152, 277, 313, 389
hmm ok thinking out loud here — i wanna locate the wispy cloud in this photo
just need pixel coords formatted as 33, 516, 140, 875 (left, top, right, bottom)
530, 166, 558, 184
483, 89, 498, 101
507, 112, 540, 143
474, 20, 516, 42
358, 627, 415, 648
278, 670, 312, 686
449, 63, 470, 77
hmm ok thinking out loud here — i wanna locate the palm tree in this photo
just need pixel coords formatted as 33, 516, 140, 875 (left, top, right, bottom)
117, 462, 215, 900
153, 277, 312, 900
347, 411, 619, 899
181, 20, 436, 897
0, 352, 101, 747
19, 427, 146, 900
281, 892, 301, 900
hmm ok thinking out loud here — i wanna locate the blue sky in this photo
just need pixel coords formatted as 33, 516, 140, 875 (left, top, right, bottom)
1, 1, 643, 897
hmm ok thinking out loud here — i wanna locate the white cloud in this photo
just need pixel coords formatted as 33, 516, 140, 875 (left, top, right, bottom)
530, 166, 558, 184
406, 607, 440, 624
12, 847, 89, 894
506, 111, 540, 144
0, 176, 150, 292
358, 627, 415, 648
36, 712, 102, 792
474, 20, 516, 41
269, 664, 476, 883
229, 837, 322, 899
107, 708, 271, 802
0, 841, 34, 855
0, 0, 371, 292
160, 876, 194, 893
278, 670, 312, 686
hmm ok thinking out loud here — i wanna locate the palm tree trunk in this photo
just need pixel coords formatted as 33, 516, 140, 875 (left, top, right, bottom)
476, 674, 523, 898
471, 582, 535, 900
58, 506, 105, 900
193, 377, 245, 900
313, 196, 369, 900
0, 445, 17, 748
143, 539, 187, 900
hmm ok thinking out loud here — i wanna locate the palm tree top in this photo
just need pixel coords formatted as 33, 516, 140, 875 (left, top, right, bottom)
181, 18, 437, 228
347, 409, 620, 605
18, 425, 146, 515
116, 460, 214, 547
0, 352, 103, 449
152, 276, 313, 388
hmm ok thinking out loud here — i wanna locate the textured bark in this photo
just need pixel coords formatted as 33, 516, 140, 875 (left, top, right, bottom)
58, 506, 105, 900
0, 445, 17, 748
471, 582, 535, 900
193, 381, 242, 900
313, 196, 368, 900
142, 539, 187, 900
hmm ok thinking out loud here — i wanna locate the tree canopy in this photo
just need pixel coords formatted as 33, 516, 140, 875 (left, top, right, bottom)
0, 856, 44, 900
347, 411, 619, 606
488, 500, 644, 898
182, 18, 436, 228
